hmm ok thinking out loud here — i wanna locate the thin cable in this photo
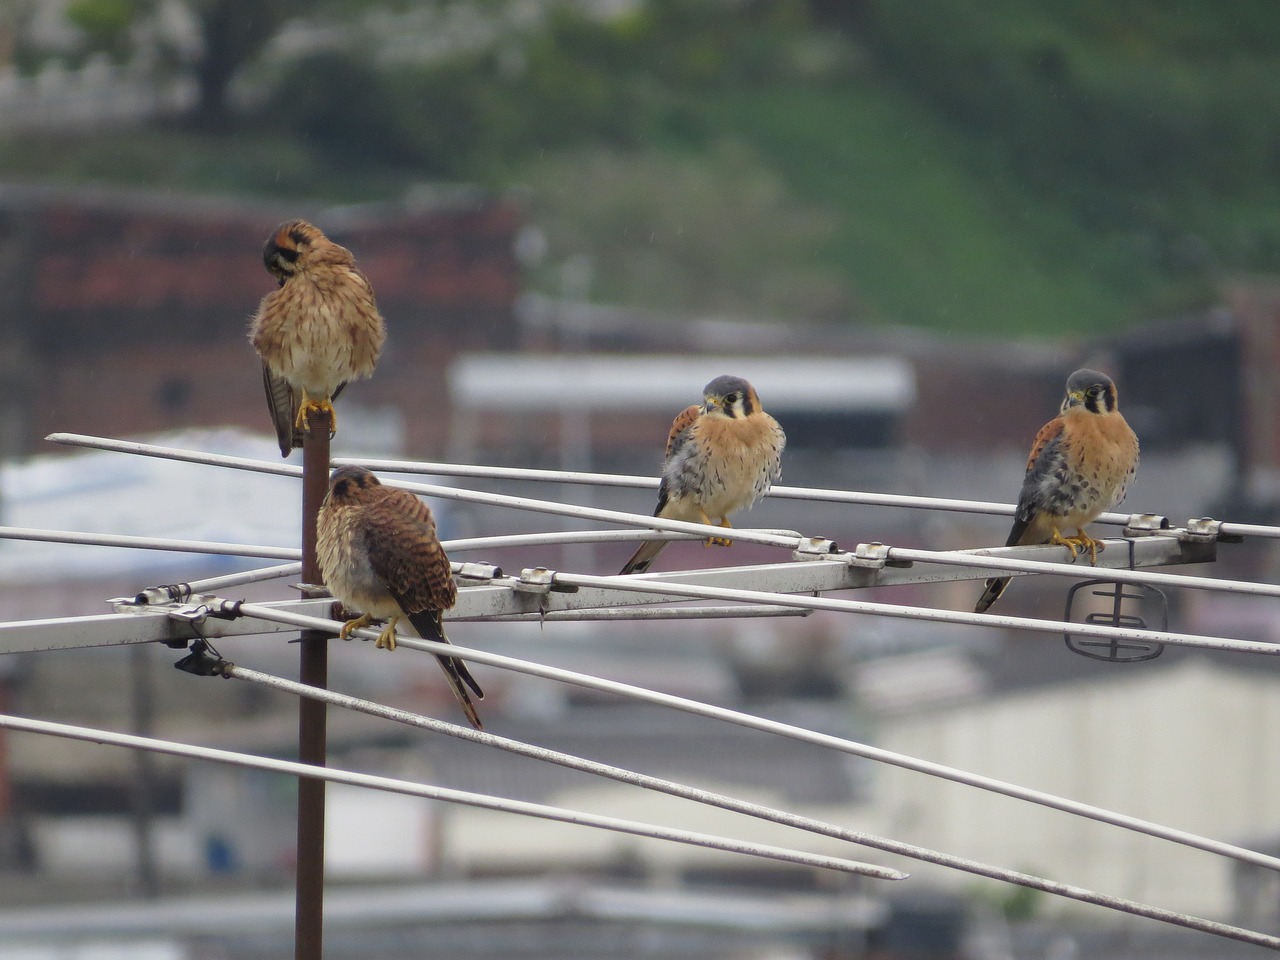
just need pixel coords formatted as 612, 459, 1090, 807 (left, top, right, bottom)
0, 525, 298, 560
889, 544, 1280, 599
441, 528, 799, 552
53, 432, 1280, 540
139, 563, 303, 599
0, 520, 1259, 606
333, 455, 1087, 525
232, 602, 1280, 876
222, 661, 1280, 948
546, 571, 1280, 658
44, 434, 803, 552
474, 605, 810, 622
0, 712, 902, 881
39, 436, 1271, 600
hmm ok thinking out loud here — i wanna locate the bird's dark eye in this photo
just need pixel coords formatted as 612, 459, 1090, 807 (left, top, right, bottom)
725, 393, 739, 404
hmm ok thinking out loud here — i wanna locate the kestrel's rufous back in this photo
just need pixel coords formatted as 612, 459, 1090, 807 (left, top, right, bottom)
317, 466, 484, 729
975, 368, 1140, 613
248, 220, 386, 456
619, 375, 786, 576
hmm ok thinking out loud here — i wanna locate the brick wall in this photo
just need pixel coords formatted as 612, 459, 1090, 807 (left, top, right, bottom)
0, 185, 522, 457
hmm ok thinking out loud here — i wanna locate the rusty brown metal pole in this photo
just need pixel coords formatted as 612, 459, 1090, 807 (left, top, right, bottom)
296, 412, 331, 960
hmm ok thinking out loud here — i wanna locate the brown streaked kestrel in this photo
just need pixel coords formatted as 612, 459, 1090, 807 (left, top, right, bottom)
249, 220, 386, 457
317, 465, 484, 729
975, 368, 1140, 613
619, 375, 786, 576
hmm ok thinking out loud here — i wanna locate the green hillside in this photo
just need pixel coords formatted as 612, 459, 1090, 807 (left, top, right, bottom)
8, 0, 1280, 336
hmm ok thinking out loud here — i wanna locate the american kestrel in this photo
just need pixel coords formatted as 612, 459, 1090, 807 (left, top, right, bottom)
619, 375, 786, 575
317, 466, 483, 729
975, 368, 1140, 613
248, 220, 386, 457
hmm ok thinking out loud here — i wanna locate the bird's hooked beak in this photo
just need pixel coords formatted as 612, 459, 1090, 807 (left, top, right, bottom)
702, 396, 722, 415
1063, 389, 1085, 410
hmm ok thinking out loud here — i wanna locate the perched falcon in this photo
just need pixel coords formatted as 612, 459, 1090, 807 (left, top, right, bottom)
975, 368, 1140, 614
619, 375, 786, 576
248, 220, 386, 457
317, 466, 484, 729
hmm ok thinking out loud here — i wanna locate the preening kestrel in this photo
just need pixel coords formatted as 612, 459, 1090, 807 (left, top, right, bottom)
975, 368, 1140, 614
619, 375, 786, 576
317, 466, 484, 729
249, 220, 386, 457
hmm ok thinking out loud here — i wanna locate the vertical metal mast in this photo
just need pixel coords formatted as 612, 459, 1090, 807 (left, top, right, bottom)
296, 412, 330, 959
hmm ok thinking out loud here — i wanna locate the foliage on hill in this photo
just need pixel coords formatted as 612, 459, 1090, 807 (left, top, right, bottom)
10, 0, 1280, 335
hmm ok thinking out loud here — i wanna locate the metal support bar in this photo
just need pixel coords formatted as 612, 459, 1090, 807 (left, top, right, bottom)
48, 433, 1280, 544
483, 604, 812, 622
229, 602, 1280, 879
0, 525, 298, 560
218, 662, 1280, 949
43, 434, 810, 553
295, 413, 330, 960
132, 564, 304, 606
0, 713, 904, 882
0, 530, 1246, 655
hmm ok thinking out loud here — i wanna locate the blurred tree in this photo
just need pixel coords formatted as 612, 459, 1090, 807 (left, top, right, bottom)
0, 1, 36, 68
63, 0, 304, 128
188, 0, 300, 129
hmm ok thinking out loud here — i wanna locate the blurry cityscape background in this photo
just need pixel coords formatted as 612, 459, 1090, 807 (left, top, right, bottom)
0, 1, 1278, 958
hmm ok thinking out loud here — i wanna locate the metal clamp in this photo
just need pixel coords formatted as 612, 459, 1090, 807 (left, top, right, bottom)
848, 542, 890, 570
174, 638, 234, 678
515, 567, 579, 594
792, 537, 841, 561
454, 561, 505, 581
1184, 517, 1244, 544
1122, 514, 1169, 537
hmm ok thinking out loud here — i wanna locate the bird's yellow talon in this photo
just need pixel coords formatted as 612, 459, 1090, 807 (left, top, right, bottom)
1050, 528, 1105, 564
1072, 529, 1105, 565
375, 616, 400, 651
295, 397, 337, 435
339, 612, 373, 640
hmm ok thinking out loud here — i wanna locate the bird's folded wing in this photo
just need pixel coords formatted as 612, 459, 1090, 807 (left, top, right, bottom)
261, 363, 298, 456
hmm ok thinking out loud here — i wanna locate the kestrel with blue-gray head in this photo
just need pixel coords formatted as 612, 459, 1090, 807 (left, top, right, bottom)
975, 368, 1140, 613
619, 375, 786, 576
249, 220, 386, 456
317, 466, 484, 729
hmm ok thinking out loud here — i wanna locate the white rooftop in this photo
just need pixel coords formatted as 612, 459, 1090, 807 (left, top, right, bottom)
449, 353, 916, 413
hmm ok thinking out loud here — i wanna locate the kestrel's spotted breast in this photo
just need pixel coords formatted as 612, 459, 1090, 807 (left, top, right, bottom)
620, 375, 785, 576
974, 368, 1140, 613
249, 219, 386, 456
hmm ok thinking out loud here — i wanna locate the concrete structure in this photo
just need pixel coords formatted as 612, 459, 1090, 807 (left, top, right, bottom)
867, 655, 1280, 920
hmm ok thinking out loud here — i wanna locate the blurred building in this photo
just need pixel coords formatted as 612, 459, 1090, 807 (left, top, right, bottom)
2, 180, 1280, 959
0, 181, 521, 458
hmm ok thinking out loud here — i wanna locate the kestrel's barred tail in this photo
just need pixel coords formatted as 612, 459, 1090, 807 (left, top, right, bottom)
401, 608, 484, 730
618, 538, 669, 577
619, 376, 785, 576
248, 219, 386, 456
974, 368, 1139, 614
974, 576, 1011, 615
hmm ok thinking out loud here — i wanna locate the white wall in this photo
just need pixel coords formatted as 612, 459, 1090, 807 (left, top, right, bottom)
868, 660, 1280, 917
